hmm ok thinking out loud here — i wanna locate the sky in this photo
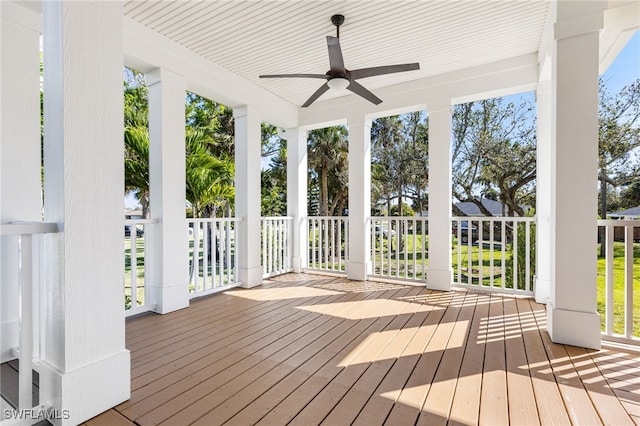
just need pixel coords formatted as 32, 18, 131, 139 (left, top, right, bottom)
126, 31, 640, 210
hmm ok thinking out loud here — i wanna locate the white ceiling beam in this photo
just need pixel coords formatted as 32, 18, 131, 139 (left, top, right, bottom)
599, 2, 640, 74
299, 53, 539, 127
123, 17, 298, 129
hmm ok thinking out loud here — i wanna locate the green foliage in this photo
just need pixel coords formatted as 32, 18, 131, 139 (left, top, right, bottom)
307, 126, 349, 216
452, 96, 537, 216
371, 112, 428, 215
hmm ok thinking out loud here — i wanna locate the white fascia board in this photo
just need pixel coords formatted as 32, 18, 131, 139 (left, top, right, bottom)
123, 17, 297, 129
599, 2, 640, 74
299, 53, 539, 127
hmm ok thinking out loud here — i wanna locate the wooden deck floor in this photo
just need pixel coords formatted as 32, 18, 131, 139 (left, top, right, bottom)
86, 273, 640, 426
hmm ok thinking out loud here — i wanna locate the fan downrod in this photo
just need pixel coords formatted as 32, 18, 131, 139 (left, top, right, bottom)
331, 14, 344, 37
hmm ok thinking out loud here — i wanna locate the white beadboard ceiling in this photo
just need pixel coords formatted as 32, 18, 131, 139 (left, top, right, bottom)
124, 0, 551, 107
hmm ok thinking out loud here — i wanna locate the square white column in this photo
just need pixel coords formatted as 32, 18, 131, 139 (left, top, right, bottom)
235, 106, 263, 287
347, 117, 372, 281
548, 1, 605, 350
41, 2, 130, 424
286, 127, 308, 273
146, 68, 190, 314
426, 103, 453, 291
0, 2, 42, 362
535, 80, 552, 304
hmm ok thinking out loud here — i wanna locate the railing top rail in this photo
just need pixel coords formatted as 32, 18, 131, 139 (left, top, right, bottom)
188, 217, 241, 223
451, 216, 536, 222
597, 219, 640, 226
304, 216, 349, 220
0, 222, 58, 236
261, 216, 293, 220
124, 218, 159, 225
369, 216, 429, 221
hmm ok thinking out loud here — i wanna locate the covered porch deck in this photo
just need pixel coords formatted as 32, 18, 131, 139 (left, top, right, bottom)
87, 273, 639, 426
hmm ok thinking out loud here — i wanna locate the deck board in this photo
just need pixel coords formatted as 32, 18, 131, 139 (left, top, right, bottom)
82, 273, 639, 425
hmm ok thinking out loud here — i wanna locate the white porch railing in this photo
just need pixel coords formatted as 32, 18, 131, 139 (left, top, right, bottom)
261, 217, 293, 278
306, 216, 349, 273
370, 217, 429, 282
188, 218, 240, 297
597, 220, 640, 345
124, 219, 156, 316
0, 222, 57, 422
452, 216, 536, 295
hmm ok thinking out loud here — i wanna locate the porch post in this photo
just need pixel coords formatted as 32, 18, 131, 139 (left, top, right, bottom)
0, 2, 42, 362
41, 2, 130, 424
427, 102, 453, 291
146, 68, 190, 314
548, 1, 605, 349
347, 116, 372, 281
234, 106, 263, 287
535, 80, 552, 304
286, 127, 308, 273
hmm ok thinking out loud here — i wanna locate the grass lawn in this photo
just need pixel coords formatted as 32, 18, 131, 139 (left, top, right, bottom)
596, 241, 640, 336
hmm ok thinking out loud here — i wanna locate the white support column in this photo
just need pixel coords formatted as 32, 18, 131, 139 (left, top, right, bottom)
235, 106, 263, 288
0, 2, 42, 362
41, 2, 130, 424
146, 68, 190, 314
286, 127, 308, 273
426, 102, 453, 291
547, 1, 605, 350
535, 79, 552, 304
347, 117, 372, 281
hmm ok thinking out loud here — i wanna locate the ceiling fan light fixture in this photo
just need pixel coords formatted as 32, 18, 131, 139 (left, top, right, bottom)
327, 77, 350, 91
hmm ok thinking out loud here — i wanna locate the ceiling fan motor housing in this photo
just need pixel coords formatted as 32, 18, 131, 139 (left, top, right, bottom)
331, 14, 345, 28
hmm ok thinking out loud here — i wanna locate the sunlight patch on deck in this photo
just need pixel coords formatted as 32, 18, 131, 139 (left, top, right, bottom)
295, 298, 438, 320
225, 286, 343, 301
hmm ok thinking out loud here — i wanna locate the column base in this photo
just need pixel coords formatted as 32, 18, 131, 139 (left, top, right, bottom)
534, 276, 551, 304
427, 267, 453, 291
149, 282, 190, 314
547, 303, 601, 349
1, 319, 18, 362
292, 257, 303, 273
347, 261, 371, 281
39, 349, 130, 426
240, 266, 263, 288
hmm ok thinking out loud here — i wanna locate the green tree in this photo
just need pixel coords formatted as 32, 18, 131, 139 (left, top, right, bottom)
307, 126, 348, 216
452, 96, 537, 216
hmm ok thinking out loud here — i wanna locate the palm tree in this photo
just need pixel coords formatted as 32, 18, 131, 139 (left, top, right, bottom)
185, 128, 235, 217
307, 126, 348, 216
124, 125, 150, 217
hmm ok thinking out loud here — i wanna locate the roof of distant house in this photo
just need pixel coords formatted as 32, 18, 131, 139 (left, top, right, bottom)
456, 198, 509, 216
607, 206, 640, 218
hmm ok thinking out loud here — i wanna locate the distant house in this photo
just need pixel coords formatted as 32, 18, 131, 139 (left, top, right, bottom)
607, 206, 640, 219
455, 198, 512, 217
125, 209, 143, 220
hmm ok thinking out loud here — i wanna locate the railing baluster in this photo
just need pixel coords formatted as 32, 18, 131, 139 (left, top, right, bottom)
18, 234, 33, 411
513, 220, 518, 291
605, 224, 614, 336
525, 220, 531, 292
625, 225, 634, 338
130, 232, 138, 307
489, 219, 495, 288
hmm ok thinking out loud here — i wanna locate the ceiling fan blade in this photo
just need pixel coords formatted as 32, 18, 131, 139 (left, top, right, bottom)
326, 36, 345, 73
302, 82, 330, 108
347, 80, 382, 105
350, 63, 420, 79
259, 74, 328, 79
